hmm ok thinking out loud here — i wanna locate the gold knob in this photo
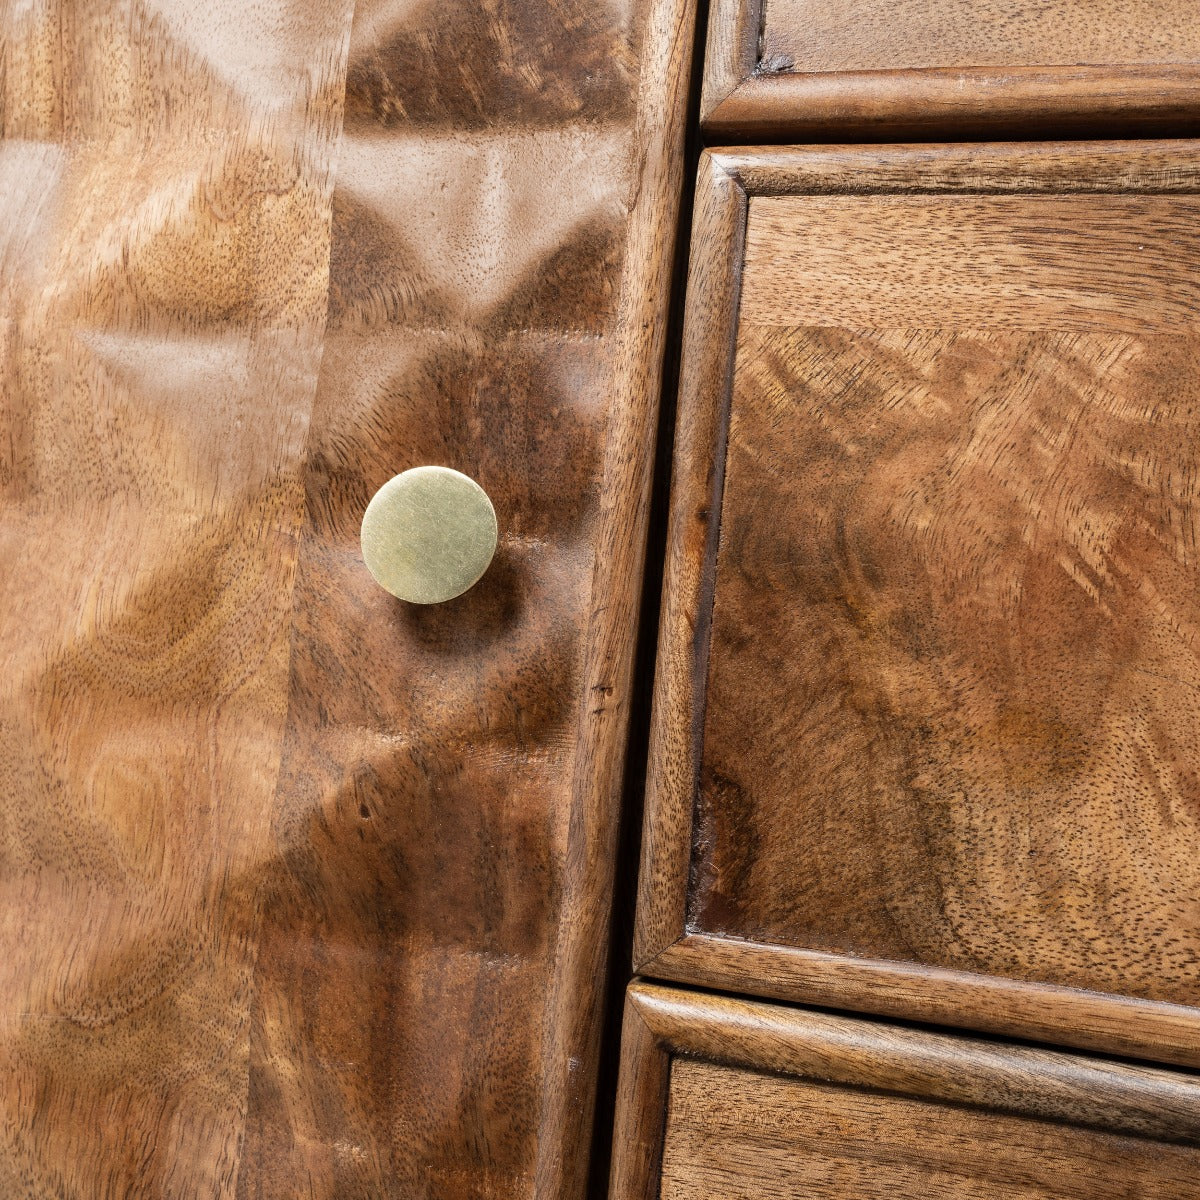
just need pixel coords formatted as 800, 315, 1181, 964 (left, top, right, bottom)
360, 466, 498, 604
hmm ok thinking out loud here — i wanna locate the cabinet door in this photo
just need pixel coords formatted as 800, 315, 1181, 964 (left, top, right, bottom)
639, 143, 1200, 1068
610, 984, 1200, 1200
0, 1, 694, 1196
701, 0, 1200, 138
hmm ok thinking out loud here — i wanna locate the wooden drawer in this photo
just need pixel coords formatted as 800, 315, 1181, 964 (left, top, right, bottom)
610, 984, 1200, 1200
637, 142, 1200, 1068
703, 0, 1200, 139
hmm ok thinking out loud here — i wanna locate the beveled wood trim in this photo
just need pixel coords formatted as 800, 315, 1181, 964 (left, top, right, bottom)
698, 0, 1200, 144
720, 140, 1200, 195
607, 991, 674, 1200
635, 142, 1200, 1071
698, 0, 766, 123
609, 983, 1200, 1200
633, 151, 748, 967
642, 934, 1200, 1072
623, 984, 1200, 1145
704, 64, 1200, 142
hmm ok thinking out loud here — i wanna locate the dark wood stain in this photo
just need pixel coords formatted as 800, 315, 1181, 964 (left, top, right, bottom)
344, 0, 637, 130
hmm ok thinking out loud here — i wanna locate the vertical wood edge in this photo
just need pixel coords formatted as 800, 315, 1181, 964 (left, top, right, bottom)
633, 152, 748, 970
607, 988, 675, 1200
533, 0, 700, 1196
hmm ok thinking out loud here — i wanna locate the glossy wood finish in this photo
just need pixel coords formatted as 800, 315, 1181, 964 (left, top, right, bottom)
0, 1, 696, 1196
638, 143, 1200, 1070
610, 984, 1200, 1200
701, 0, 1200, 139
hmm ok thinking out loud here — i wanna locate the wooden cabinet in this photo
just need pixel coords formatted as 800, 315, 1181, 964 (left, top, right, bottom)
6, 3, 1200, 1198
619, 4, 1200, 1185
0, 1, 695, 1197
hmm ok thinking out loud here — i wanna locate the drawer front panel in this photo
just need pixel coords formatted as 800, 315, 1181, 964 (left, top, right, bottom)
664, 1061, 1197, 1200
638, 144, 1200, 1066
701, 0, 1200, 139
763, 0, 1200, 74
703, 193, 1200, 1006
610, 985, 1200, 1200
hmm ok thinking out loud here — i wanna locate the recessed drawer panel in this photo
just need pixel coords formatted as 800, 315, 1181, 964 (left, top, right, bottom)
610, 985, 1200, 1200
637, 143, 1200, 1067
664, 1061, 1198, 1200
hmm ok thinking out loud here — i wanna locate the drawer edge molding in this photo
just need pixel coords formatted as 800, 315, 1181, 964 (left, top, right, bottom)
707, 65, 1200, 142
636, 142, 1200, 1072
609, 983, 1200, 1200
701, 0, 1200, 140
635, 151, 750, 966
642, 934, 1200, 1072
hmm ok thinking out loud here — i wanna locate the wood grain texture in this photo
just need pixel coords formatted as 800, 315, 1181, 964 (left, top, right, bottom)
638, 144, 1200, 1070
663, 1060, 1200, 1200
609, 984, 1200, 1200
697, 0, 763, 120
605, 991, 671, 1200
646, 934, 1200, 1070
0, 1, 696, 1197
701, 0, 1200, 139
707, 204, 1200, 1005
764, 0, 1200, 72
720, 140, 1200, 195
0, 3, 356, 1197
633, 152, 747, 971
742, 194, 1200, 331
235, 0, 700, 1195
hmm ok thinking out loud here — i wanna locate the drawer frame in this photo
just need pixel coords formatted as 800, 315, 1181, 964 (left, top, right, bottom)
702, 0, 1200, 141
610, 983, 1200, 1200
636, 143, 1200, 1070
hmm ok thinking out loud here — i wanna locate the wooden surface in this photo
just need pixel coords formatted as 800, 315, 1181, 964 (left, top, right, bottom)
649, 933, 1200, 1070
635, 152, 747, 976
698, 0, 765, 122
663, 1060, 1200, 1200
638, 144, 1200, 1069
0, 1, 696, 1197
741, 194, 1200, 330
709, 193, 1200, 1004
763, 0, 1200, 72
701, 0, 1200, 138
610, 984, 1200, 1200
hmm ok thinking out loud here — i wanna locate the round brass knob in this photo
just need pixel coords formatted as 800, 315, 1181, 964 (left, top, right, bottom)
360, 466, 498, 604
